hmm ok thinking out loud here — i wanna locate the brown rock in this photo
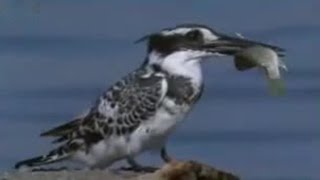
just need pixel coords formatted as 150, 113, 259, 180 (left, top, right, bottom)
2, 161, 240, 180
157, 161, 240, 180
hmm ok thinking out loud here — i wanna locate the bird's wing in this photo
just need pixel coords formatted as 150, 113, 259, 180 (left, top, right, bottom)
40, 68, 168, 145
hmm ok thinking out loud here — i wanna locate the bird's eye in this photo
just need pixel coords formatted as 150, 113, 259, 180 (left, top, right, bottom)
186, 30, 202, 40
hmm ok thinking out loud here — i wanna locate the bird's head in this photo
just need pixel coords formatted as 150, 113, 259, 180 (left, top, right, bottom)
138, 24, 285, 68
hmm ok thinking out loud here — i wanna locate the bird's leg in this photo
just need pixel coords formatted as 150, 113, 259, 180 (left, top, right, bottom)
120, 157, 158, 172
120, 147, 174, 172
160, 147, 175, 163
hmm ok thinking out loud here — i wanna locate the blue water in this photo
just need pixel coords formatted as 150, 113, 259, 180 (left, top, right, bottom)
0, 1, 319, 179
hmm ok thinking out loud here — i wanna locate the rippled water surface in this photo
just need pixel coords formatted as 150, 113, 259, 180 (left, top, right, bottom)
0, 1, 319, 179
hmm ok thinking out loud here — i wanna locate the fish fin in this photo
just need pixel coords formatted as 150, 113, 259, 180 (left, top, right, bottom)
279, 59, 288, 71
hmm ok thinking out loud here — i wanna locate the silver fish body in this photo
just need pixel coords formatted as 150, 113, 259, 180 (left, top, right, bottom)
235, 46, 287, 95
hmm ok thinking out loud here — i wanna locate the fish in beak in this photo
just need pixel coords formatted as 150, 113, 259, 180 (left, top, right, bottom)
202, 33, 285, 70
202, 32, 287, 96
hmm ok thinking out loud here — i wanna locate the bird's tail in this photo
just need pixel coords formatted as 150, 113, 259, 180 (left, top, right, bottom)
14, 145, 72, 169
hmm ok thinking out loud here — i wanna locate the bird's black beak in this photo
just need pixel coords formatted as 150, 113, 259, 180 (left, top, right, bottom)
202, 34, 285, 57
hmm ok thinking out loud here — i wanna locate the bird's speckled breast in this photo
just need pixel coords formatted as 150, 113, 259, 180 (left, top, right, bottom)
166, 75, 203, 106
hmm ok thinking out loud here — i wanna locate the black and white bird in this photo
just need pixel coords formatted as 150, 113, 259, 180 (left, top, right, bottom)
15, 24, 284, 171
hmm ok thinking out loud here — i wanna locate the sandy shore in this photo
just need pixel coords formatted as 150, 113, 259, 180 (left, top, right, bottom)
1, 161, 240, 180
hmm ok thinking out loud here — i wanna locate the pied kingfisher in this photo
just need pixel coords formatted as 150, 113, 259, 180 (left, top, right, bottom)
15, 24, 284, 171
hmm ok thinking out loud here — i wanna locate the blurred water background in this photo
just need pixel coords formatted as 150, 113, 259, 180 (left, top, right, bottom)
0, 1, 319, 179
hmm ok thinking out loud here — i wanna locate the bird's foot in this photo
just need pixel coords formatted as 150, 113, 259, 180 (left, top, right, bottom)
161, 147, 177, 164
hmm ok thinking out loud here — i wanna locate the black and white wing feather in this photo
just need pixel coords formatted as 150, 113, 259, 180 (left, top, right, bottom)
15, 68, 168, 169
41, 68, 167, 146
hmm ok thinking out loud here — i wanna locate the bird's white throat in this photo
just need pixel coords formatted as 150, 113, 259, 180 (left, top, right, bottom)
147, 51, 203, 87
